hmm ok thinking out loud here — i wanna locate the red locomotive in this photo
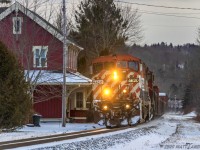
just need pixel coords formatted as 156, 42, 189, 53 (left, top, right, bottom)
90, 54, 162, 128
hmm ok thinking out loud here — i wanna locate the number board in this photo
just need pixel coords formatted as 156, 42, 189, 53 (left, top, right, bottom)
93, 80, 104, 84
128, 78, 139, 83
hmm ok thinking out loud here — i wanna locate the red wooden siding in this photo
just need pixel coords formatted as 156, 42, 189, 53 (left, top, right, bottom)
0, 11, 63, 70
0, 6, 87, 121
70, 110, 88, 123
33, 85, 62, 118
34, 98, 62, 118
70, 110, 88, 118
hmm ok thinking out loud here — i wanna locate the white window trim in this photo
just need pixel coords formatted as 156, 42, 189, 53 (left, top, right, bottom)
32, 46, 48, 68
12, 17, 23, 34
75, 92, 84, 109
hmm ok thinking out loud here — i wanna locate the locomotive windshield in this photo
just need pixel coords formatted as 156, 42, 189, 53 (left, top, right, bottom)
93, 62, 115, 73
93, 59, 139, 73
129, 61, 139, 71
116, 61, 127, 68
116, 61, 139, 71
104, 62, 115, 69
93, 63, 103, 73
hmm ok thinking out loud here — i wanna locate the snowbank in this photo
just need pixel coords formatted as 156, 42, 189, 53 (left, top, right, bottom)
184, 111, 197, 117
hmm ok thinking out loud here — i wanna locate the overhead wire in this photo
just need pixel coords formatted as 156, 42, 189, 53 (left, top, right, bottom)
19, 1, 200, 20
143, 24, 198, 29
137, 9, 200, 15
138, 10, 200, 20
13, 0, 200, 28
28, 2, 200, 21
114, 0, 200, 11
115, 1, 200, 20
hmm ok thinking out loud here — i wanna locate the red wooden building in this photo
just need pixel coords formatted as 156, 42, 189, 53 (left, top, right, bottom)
0, 2, 92, 122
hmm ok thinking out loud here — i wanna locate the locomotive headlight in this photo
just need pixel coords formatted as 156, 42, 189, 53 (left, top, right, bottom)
125, 104, 130, 109
113, 71, 118, 80
103, 88, 111, 96
103, 105, 108, 110
123, 89, 127, 94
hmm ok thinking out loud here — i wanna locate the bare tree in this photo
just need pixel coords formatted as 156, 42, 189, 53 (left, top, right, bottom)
119, 6, 143, 45
197, 27, 200, 45
53, 3, 76, 35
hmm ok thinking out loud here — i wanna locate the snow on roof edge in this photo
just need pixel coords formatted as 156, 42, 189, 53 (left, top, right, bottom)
24, 70, 92, 85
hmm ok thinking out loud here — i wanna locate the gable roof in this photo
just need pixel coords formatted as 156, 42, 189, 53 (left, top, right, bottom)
0, 2, 83, 50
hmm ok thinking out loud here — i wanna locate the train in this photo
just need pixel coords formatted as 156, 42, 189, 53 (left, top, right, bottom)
90, 54, 164, 128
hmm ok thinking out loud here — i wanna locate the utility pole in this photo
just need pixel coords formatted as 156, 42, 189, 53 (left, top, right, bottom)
62, 0, 68, 127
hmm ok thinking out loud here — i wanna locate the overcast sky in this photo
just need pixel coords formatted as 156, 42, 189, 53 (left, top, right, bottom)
13, 0, 200, 46
123, 0, 200, 45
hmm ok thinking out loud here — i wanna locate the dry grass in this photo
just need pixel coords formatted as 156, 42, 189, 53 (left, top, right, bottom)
194, 115, 200, 122
183, 107, 195, 115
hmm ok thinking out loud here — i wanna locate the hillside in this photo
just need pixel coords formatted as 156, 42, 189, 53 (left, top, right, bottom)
118, 43, 200, 100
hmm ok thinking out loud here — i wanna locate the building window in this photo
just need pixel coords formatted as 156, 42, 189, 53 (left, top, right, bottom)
33, 46, 48, 68
76, 92, 83, 108
13, 17, 23, 34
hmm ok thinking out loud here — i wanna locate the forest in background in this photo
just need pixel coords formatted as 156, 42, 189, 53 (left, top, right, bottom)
117, 42, 200, 103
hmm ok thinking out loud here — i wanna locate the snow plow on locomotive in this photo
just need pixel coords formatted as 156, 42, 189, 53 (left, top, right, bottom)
90, 54, 163, 128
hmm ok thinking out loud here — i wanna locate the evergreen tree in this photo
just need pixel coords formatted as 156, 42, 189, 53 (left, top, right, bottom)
182, 84, 192, 110
0, 41, 31, 130
71, 0, 128, 57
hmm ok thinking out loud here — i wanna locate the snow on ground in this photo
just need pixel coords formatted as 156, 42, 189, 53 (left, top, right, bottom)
0, 122, 104, 142
2, 112, 200, 150
184, 111, 197, 117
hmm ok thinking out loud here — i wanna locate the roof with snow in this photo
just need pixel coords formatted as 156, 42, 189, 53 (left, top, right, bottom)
25, 70, 92, 85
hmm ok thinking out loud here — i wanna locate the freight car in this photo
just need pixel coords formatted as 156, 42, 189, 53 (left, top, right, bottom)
90, 54, 164, 128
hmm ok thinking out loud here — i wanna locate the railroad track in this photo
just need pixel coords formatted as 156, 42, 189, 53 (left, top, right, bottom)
0, 126, 133, 149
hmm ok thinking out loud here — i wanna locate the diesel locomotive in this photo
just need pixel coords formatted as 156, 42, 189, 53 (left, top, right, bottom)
90, 54, 163, 128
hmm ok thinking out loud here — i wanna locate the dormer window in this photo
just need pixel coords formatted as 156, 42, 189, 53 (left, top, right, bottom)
33, 46, 48, 68
13, 17, 23, 34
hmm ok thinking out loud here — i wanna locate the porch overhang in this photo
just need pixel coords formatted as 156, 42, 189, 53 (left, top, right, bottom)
25, 70, 92, 86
